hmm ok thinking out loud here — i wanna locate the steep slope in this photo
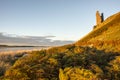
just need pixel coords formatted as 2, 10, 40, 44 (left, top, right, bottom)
76, 12, 120, 52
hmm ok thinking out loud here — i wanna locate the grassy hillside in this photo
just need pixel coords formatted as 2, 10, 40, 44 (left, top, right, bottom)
1, 12, 120, 80
1, 45, 120, 80
76, 12, 120, 52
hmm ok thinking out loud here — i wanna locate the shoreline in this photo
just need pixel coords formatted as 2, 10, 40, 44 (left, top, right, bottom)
0, 46, 49, 54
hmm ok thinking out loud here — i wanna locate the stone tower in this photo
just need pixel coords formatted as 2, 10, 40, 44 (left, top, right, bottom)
96, 11, 104, 25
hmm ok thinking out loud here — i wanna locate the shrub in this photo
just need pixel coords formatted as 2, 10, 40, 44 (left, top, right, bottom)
59, 67, 98, 80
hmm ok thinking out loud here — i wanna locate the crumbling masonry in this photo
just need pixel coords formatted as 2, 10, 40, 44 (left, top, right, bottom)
96, 11, 104, 25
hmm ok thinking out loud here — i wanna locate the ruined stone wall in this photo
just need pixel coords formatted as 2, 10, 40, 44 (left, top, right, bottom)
96, 11, 102, 25
94, 11, 104, 29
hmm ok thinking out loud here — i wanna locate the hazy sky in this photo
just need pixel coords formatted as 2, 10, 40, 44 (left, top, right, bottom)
0, 0, 120, 41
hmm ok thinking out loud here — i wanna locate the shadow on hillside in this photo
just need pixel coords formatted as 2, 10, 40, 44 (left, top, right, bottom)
56, 46, 120, 70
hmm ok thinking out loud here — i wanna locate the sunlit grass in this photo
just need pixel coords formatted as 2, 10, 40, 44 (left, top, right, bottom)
75, 12, 120, 52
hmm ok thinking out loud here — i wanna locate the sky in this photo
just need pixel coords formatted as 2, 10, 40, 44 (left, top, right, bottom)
0, 0, 120, 41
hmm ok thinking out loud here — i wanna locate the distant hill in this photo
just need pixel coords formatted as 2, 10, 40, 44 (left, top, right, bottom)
76, 12, 120, 52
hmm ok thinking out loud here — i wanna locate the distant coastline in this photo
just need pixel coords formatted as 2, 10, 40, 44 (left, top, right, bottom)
0, 45, 50, 54
0, 45, 50, 47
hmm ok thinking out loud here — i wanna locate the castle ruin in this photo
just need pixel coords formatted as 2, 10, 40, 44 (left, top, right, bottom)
96, 11, 104, 25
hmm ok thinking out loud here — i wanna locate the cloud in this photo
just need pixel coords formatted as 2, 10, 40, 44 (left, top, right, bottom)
0, 32, 74, 46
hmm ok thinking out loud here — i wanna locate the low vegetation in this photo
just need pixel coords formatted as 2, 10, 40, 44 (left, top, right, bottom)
0, 52, 27, 77
1, 45, 120, 80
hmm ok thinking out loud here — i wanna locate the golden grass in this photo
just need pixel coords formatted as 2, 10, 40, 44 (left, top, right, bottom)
75, 12, 120, 52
